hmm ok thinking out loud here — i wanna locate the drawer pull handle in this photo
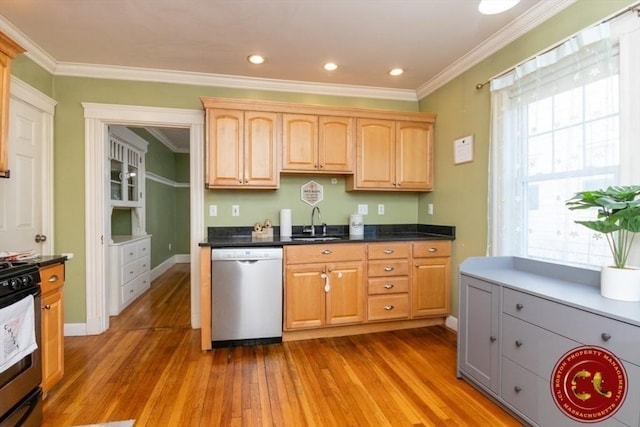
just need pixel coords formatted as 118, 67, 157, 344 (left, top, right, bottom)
48, 275, 59, 282
384, 266, 394, 272
515, 340, 523, 348
383, 304, 394, 311
601, 333, 611, 342
383, 249, 394, 254
428, 247, 438, 252
516, 303, 524, 310
42, 304, 51, 310
490, 336, 496, 342
514, 386, 522, 393
322, 249, 333, 255
384, 283, 394, 289
129, 252, 134, 256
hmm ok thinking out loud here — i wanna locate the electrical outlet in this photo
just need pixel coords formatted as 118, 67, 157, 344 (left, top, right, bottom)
168, 243, 172, 250
378, 204, 385, 215
209, 204, 217, 217
428, 203, 434, 215
232, 205, 240, 216
357, 204, 368, 215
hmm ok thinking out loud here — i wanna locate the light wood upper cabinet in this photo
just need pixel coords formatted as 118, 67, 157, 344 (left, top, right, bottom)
205, 109, 279, 188
282, 114, 353, 173
348, 119, 433, 191
0, 32, 25, 178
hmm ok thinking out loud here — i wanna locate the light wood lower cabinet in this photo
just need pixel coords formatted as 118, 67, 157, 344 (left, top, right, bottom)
411, 241, 451, 317
284, 244, 365, 330
367, 242, 410, 321
40, 262, 65, 395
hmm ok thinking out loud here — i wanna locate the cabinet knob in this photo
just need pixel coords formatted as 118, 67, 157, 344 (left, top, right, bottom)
516, 303, 524, 310
490, 336, 496, 342
384, 283, 394, 289
514, 386, 522, 393
383, 304, 395, 311
601, 333, 611, 342
515, 340, 523, 348
48, 275, 59, 282
383, 249, 394, 254
428, 247, 438, 252
322, 249, 332, 255
384, 266, 394, 272
42, 304, 51, 310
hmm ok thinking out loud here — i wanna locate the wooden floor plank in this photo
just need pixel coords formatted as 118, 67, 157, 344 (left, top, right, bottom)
43, 263, 522, 426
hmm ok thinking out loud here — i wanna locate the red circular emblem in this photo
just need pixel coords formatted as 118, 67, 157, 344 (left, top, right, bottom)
551, 346, 627, 423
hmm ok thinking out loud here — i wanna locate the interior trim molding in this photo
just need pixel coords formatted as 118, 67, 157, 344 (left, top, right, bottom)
146, 171, 189, 188
83, 103, 204, 335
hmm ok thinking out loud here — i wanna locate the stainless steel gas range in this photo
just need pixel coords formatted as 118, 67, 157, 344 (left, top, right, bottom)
0, 261, 42, 426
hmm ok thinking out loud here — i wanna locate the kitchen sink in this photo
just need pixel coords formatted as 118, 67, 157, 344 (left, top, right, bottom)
290, 236, 344, 242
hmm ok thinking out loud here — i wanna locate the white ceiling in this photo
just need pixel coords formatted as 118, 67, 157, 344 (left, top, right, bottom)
0, 0, 575, 151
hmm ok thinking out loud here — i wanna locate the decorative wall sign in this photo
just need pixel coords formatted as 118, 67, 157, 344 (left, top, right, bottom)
454, 135, 474, 165
301, 180, 323, 206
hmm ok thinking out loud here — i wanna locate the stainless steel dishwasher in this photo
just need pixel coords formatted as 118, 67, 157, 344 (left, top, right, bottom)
211, 247, 283, 347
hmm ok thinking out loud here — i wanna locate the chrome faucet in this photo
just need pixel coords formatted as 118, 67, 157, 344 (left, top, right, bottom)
305, 206, 325, 236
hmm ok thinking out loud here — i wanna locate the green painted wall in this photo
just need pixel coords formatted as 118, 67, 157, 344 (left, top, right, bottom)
418, 0, 635, 317
11, 55, 54, 97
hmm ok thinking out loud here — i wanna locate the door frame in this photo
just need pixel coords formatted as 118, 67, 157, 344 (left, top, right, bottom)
9, 76, 56, 256
83, 103, 204, 335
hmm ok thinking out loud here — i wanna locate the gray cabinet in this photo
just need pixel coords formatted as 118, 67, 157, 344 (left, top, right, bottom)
457, 275, 500, 394
459, 257, 640, 427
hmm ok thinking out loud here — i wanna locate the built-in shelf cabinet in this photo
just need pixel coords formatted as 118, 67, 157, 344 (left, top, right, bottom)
109, 235, 151, 315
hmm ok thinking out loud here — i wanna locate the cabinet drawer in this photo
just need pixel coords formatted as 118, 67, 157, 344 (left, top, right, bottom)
412, 241, 451, 258
121, 256, 150, 283
40, 263, 64, 294
367, 243, 410, 260
136, 238, 150, 258
122, 272, 150, 306
368, 260, 409, 277
502, 314, 579, 379
504, 288, 640, 366
500, 357, 542, 425
367, 294, 409, 321
368, 277, 409, 295
121, 241, 138, 264
285, 243, 365, 264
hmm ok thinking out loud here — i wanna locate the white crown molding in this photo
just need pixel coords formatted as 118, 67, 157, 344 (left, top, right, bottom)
416, 0, 578, 99
56, 63, 419, 101
145, 128, 187, 153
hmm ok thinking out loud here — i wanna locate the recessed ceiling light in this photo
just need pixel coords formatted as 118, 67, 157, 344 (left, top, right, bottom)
389, 68, 404, 76
324, 62, 338, 71
247, 54, 265, 65
478, 0, 520, 15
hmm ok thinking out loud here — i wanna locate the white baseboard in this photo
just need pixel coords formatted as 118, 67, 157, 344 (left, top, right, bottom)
65, 254, 191, 336
445, 315, 458, 332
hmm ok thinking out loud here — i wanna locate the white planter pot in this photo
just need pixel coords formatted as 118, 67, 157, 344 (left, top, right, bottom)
600, 266, 640, 301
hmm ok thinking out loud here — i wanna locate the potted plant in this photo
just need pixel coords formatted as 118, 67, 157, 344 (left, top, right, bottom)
566, 185, 640, 301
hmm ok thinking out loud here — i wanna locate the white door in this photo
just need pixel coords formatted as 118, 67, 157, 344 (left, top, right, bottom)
0, 98, 43, 255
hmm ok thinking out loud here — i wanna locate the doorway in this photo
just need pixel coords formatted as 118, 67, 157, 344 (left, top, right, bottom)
83, 103, 204, 335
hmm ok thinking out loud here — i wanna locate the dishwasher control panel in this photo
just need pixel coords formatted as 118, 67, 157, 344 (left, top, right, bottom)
211, 247, 282, 261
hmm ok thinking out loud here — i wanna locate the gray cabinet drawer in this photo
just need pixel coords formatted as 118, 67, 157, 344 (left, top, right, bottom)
502, 314, 579, 378
503, 288, 640, 366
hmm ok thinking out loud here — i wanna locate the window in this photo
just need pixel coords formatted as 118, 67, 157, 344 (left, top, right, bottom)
488, 14, 640, 268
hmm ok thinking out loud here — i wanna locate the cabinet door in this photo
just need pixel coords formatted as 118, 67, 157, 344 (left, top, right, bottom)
396, 121, 433, 190
244, 111, 279, 187
411, 257, 450, 317
458, 275, 500, 394
282, 113, 318, 171
318, 116, 353, 173
326, 261, 365, 325
42, 289, 64, 394
353, 119, 395, 189
206, 109, 244, 187
285, 264, 325, 330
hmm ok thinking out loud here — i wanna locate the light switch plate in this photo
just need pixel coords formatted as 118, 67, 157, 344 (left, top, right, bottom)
358, 204, 368, 215
209, 204, 217, 217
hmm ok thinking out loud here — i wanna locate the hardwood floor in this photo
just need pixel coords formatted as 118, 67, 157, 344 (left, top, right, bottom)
43, 263, 522, 426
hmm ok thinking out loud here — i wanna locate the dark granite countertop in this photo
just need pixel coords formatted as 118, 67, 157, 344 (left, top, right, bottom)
24, 255, 67, 268
200, 224, 455, 248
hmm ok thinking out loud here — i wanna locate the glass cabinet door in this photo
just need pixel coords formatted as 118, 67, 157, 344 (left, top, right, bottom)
110, 159, 123, 201
127, 164, 138, 202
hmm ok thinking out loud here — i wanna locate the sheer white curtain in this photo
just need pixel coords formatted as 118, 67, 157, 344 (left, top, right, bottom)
487, 19, 639, 268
